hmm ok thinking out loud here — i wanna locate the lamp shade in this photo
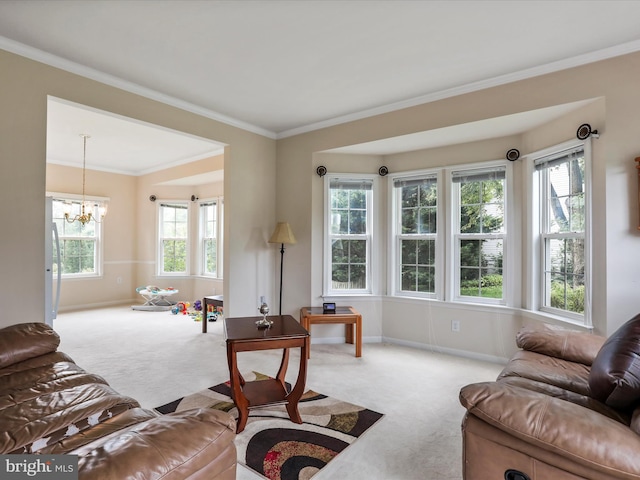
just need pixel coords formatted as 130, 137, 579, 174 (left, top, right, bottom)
269, 222, 297, 245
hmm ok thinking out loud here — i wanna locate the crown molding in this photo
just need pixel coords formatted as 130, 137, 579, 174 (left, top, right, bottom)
276, 38, 640, 139
3, 34, 640, 142
0, 36, 277, 140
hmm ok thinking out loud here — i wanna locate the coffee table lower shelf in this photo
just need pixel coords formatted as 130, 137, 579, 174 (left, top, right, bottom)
242, 379, 289, 408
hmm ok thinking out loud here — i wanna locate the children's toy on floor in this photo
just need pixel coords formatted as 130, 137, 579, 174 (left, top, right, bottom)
171, 301, 190, 315
206, 305, 223, 322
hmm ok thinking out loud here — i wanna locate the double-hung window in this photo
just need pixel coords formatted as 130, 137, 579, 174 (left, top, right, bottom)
199, 199, 223, 277
325, 176, 374, 294
159, 202, 189, 275
452, 166, 507, 303
51, 197, 101, 277
393, 175, 438, 297
534, 144, 589, 322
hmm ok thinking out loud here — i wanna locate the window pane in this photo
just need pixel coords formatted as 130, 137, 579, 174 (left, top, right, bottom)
546, 155, 585, 234
402, 185, 419, 208
350, 210, 366, 234
459, 239, 503, 299
402, 208, 418, 234
205, 239, 216, 274
401, 182, 437, 235
460, 205, 480, 233
331, 239, 367, 290
419, 207, 437, 234
163, 239, 187, 273
460, 179, 504, 234
545, 238, 584, 313
401, 266, 416, 291
400, 239, 435, 293
349, 190, 366, 209
416, 266, 435, 293
331, 187, 368, 235
402, 240, 417, 265
417, 239, 435, 265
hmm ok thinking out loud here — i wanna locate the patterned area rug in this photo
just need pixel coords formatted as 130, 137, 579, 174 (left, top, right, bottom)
155, 372, 384, 480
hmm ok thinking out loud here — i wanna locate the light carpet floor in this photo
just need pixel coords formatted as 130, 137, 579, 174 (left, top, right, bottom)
53, 306, 503, 480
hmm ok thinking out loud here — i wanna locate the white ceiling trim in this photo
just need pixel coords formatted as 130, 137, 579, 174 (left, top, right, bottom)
0, 35, 276, 140
47, 147, 225, 176
4, 34, 640, 141
277, 38, 640, 139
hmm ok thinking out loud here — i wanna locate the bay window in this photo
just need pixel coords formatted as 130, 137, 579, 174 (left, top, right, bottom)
158, 202, 189, 275
533, 143, 589, 323
452, 166, 507, 303
325, 176, 374, 295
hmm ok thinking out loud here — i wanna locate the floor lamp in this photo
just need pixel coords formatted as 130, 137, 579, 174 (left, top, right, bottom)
269, 222, 297, 316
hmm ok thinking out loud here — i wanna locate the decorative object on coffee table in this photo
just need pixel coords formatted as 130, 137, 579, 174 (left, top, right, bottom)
255, 302, 273, 328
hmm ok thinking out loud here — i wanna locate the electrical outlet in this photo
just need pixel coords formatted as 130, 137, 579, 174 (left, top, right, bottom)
260, 296, 265, 304
116, 276, 122, 285
451, 320, 461, 332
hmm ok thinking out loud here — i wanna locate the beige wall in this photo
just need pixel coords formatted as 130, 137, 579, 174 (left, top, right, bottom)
5, 45, 640, 360
0, 49, 276, 328
277, 51, 640, 360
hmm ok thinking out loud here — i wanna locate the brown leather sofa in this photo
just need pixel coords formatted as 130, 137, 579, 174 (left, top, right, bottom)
460, 317, 640, 480
0, 322, 237, 479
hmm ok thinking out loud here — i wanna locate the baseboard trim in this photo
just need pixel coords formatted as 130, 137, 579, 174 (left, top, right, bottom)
309, 335, 508, 364
57, 300, 135, 313
310, 336, 382, 345
382, 336, 509, 365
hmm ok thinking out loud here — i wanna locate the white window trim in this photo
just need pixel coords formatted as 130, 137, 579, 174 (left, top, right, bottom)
323, 173, 377, 296
198, 197, 223, 278
447, 161, 512, 306
48, 193, 106, 278
526, 138, 592, 326
157, 201, 190, 277
388, 170, 443, 300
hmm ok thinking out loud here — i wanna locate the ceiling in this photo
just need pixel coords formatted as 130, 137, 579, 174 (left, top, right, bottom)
2, 1, 640, 173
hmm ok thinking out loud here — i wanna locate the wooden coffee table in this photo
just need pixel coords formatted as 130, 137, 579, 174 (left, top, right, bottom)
300, 306, 362, 358
224, 315, 309, 433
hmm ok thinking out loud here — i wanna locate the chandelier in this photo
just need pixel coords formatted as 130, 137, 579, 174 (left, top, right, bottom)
64, 134, 108, 225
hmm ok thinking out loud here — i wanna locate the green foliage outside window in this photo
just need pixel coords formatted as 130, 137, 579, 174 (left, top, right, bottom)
60, 239, 95, 274
543, 154, 586, 314
51, 199, 98, 276
163, 240, 186, 273
458, 178, 504, 299
160, 204, 188, 274
399, 181, 437, 294
330, 185, 368, 290
204, 239, 216, 275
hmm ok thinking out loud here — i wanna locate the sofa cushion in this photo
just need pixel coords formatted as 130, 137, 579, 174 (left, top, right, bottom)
589, 313, 640, 409
516, 323, 605, 366
0, 323, 60, 369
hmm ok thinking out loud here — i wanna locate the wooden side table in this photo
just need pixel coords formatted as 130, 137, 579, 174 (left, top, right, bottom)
224, 315, 309, 433
299, 306, 362, 359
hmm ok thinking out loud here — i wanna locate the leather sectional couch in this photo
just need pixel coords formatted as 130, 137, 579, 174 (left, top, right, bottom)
460, 316, 640, 480
0, 322, 237, 479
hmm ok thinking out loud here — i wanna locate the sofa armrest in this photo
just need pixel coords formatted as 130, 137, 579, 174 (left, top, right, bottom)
73, 408, 236, 480
0, 322, 60, 369
516, 323, 605, 366
460, 381, 640, 477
